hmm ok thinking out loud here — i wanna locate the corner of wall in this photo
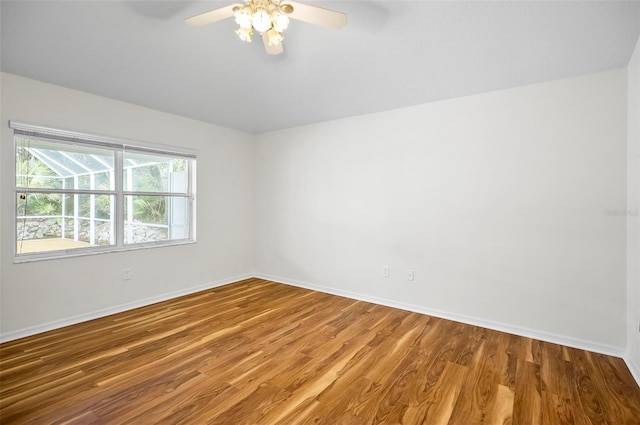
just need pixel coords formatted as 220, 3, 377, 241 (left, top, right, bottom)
626, 354, 640, 387
626, 32, 640, 388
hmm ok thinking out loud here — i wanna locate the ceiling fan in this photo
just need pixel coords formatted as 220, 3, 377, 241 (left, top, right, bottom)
185, 0, 347, 55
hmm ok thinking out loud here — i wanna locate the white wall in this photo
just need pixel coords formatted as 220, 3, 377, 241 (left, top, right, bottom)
627, 35, 640, 381
255, 69, 628, 353
0, 73, 255, 340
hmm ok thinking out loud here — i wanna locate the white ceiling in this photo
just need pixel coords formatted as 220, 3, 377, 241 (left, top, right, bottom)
1, 1, 639, 134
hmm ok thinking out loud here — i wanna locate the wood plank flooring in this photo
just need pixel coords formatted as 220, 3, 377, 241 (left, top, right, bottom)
1, 278, 639, 424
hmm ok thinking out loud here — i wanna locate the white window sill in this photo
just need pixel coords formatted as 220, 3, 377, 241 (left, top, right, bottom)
13, 239, 196, 264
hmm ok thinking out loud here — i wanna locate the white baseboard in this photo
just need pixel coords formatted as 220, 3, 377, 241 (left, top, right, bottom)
0, 273, 253, 343
625, 353, 640, 387
254, 273, 626, 359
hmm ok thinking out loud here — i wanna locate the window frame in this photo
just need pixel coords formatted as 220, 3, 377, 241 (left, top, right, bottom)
11, 121, 197, 263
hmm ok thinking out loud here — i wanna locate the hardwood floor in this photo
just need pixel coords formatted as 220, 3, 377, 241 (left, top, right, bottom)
1, 278, 639, 424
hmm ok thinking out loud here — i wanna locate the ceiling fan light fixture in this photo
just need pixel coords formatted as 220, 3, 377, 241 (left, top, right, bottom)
272, 11, 289, 32
251, 8, 272, 33
234, 6, 253, 29
186, 0, 346, 56
235, 26, 253, 42
267, 28, 284, 45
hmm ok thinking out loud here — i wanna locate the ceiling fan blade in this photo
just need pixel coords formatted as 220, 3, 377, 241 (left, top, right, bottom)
185, 4, 236, 27
285, 1, 347, 29
262, 32, 284, 55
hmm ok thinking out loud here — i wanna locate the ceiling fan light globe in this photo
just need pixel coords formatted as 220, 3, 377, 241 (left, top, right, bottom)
272, 12, 289, 32
252, 9, 272, 33
234, 9, 252, 29
235, 27, 253, 42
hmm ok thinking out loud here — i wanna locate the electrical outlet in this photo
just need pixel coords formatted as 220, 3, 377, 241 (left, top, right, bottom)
407, 269, 414, 281
383, 266, 390, 278
123, 267, 132, 281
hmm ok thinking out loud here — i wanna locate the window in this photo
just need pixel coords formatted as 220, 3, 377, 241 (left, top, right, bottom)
12, 122, 196, 262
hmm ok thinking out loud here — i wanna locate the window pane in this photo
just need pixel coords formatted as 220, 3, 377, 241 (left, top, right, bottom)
17, 192, 62, 217
15, 153, 62, 189
95, 172, 113, 191
78, 175, 90, 190
16, 137, 115, 190
123, 152, 188, 193
16, 193, 114, 253
64, 193, 74, 216
124, 195, 189, 244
